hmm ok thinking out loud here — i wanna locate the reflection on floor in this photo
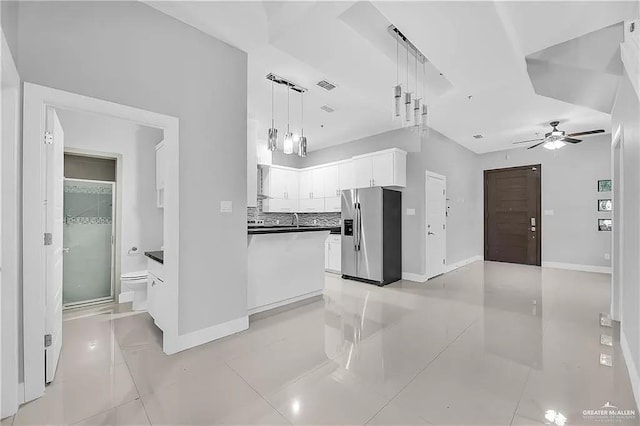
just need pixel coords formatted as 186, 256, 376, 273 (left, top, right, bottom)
6, 261, 637, 425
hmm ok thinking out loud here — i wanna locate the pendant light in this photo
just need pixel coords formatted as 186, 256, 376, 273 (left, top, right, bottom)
298, 92, 307, 157
421, 60, 430, 136
413, 49, 421, 127
268, 80, 278, 151
404, 41, 412, 123
393, 31, 402, 119
283, 86, 294, 155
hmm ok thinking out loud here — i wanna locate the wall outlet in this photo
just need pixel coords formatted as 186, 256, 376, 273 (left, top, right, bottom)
276, 219, 280, 225
313, 219, 317, 225
604, 253, 611, 260
406, 208, 416, 216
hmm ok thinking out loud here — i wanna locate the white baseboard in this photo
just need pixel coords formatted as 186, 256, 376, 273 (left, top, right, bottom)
445, 255, 484, 273
401, 272, 429, 282
118, 291, 134, 303
164, 315, 249, 355
248, 290, 324, 316
402, 255, 484, 283
621, 329, 640, 410
542, 262, 612, 274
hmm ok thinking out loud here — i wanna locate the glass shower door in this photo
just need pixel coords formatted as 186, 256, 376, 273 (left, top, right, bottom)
63, 179, 115, 308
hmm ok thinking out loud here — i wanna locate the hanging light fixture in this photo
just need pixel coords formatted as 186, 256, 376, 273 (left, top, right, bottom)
393, 31, 402, 119
268, 80, 278, 151
283, 86, 294, 154
404, 40, 412, 123
413, 48, 421, 127
421, 60, 430, 136
298, 92, 307, 157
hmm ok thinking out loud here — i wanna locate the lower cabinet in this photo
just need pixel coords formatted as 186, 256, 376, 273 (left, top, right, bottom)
147, 259, 167, 331
325, 235, 342, 273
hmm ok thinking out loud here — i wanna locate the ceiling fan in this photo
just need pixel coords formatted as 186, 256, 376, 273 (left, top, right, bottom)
513, 121, 605, 150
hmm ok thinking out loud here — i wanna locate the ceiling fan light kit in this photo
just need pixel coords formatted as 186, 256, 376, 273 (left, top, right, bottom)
266, 73, 308, 155
512, 121, 605, 150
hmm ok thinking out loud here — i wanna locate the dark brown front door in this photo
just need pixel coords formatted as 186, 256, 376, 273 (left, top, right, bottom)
484, 165, 541, 266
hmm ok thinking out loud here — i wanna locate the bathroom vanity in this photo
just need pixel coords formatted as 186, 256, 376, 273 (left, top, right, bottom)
145, 251, 169, 331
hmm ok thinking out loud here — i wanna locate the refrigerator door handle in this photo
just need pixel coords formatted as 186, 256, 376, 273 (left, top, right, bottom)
355, 202, 362, 251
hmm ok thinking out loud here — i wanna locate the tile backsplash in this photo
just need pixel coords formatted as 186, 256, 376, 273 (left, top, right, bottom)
248, 201, 340, 227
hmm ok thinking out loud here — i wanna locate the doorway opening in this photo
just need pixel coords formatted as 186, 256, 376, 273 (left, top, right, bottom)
484, 165, 542, 266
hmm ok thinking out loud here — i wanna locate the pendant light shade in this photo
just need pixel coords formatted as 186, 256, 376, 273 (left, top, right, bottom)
394, 85, 402, 118
421, 104, 430, 136
268, 80, 278, 151
283, 86, 294, 154
298, 92, 307, 157
413, 99, 421, 127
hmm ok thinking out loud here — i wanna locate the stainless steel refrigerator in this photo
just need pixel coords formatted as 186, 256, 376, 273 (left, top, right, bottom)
341, 187, 402, 286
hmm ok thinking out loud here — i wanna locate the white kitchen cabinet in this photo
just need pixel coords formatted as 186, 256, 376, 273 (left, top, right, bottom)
338, 161, 354, 190
352, 149, 406, 188
299, 168, 324, 200
261, 166, 300, 212
324, 196, 341, 212
155, 141, 165, 208
324, 165, 340, 198
325, 234, 342, 273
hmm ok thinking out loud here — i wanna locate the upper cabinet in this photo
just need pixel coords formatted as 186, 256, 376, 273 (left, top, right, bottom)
260, 166, 299, 212
338, 162, 354, 190
155, 141, 165, 208
352, 149, 406, 189
299, 168, 325, 200
257, 148, 406, 213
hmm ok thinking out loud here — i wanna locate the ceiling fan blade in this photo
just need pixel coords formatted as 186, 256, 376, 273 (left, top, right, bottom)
513, 138, 544, 144
566, 129, 605, 137
562, 137, 582, 144
527, 141, 546, 150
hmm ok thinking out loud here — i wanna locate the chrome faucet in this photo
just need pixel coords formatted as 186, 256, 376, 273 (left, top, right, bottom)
293, 213, 300, 228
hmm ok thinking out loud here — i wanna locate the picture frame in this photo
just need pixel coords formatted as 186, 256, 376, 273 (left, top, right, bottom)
598, 199, 612, 212
598, 218, 612, 231
598, 179, 612, 192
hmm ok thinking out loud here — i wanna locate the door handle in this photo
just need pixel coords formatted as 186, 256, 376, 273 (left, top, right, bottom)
62, 247, 70, 253
428, 232, 435, 235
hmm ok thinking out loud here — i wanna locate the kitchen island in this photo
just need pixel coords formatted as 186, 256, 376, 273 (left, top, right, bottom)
247, 225, 340, 314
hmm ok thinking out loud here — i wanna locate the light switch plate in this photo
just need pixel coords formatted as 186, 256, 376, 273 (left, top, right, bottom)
406, 208, 416, 216
544, 210, 554, 216
220, 201, 232, 213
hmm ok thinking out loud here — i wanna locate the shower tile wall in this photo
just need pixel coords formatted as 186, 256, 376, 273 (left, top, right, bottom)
248, 201, 340, 227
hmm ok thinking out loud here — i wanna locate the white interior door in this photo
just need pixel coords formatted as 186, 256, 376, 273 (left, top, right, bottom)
426, 172, 446, 280
45, 106, 64, 383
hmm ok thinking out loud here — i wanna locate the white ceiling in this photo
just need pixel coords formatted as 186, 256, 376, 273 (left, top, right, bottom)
146, 1, 638, 154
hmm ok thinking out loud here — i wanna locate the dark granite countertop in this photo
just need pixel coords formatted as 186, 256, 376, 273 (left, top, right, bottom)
145, 250, 164, 264
248, 225, 341, 235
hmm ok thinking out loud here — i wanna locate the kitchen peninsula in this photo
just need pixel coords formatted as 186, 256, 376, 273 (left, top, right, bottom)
247, 225, 340, 314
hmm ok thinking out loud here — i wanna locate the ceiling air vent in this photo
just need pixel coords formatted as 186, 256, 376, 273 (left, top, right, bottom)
320, 104, 335, 113
317, 80, 337, 91
473, 134, 484, 139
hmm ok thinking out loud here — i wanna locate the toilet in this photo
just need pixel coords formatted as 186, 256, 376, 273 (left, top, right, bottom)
120, 270, 149, 311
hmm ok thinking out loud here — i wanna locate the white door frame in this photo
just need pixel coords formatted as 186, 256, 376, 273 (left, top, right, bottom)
23, 83, 180, 402
611, 125, 623, 321
425, 170, 447, 279
62, 177, 117, 309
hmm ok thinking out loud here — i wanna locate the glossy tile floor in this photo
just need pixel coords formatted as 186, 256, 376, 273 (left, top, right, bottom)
6, 261, 637, 425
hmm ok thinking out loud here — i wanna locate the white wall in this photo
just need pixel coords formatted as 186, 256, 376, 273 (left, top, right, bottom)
9, 1, 247, 340
612, 68, 640, 407
1, 16, 22, 418
480, 134, 612, 269
56, 109, 164, 293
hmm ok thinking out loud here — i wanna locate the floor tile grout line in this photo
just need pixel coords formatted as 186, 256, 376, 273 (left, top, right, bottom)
116, 338, 154, 426
508, 367, 532, 426
363, 318, 480, 425
223, 360, 294, 425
